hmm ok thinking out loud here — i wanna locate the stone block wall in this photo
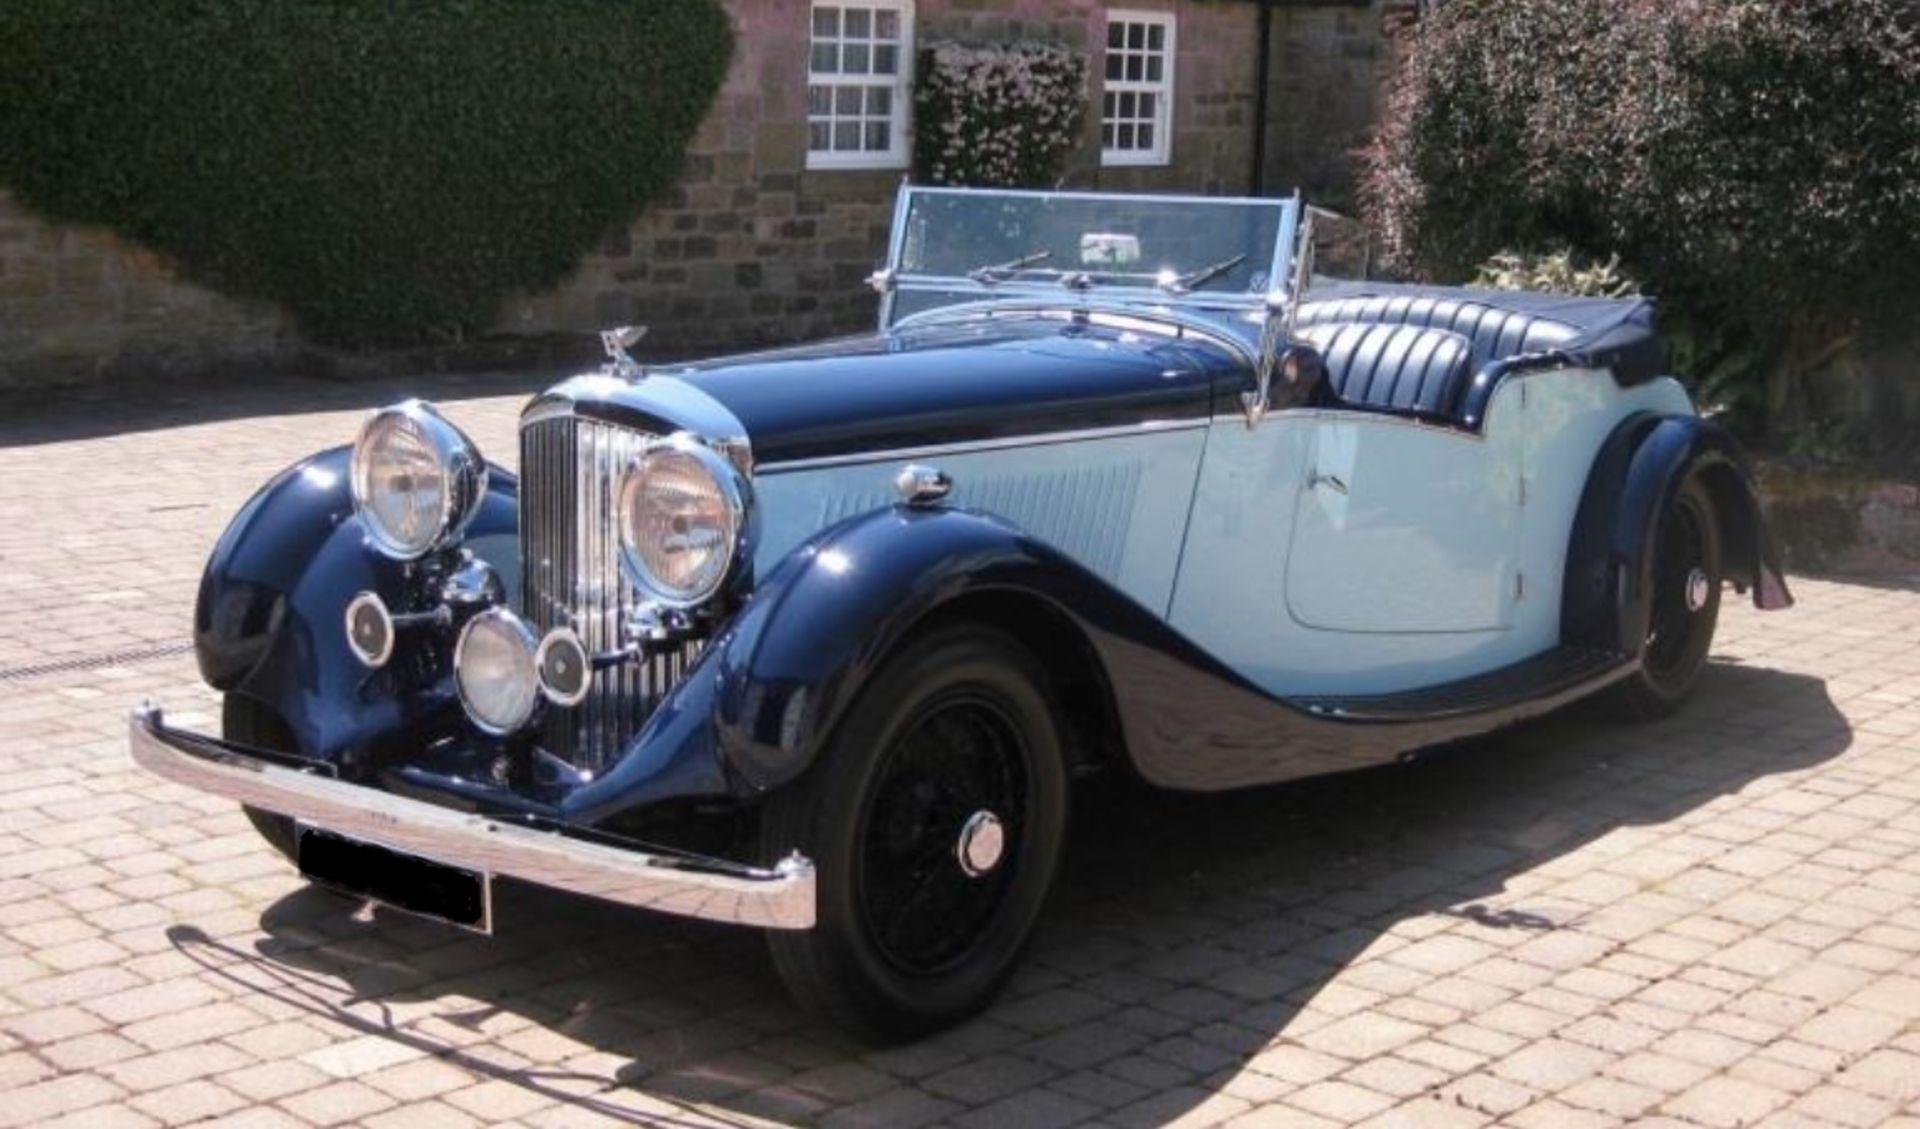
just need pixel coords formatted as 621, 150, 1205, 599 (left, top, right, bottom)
1260, 2, 1390, 211
0, 190, 291, 389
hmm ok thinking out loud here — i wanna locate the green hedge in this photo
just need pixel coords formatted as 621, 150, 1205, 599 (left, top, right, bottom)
1361, 0, 1920, 443
0, 1, 732, 345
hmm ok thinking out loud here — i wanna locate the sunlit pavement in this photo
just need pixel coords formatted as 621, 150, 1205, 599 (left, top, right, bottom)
1, 373, 1916, 1128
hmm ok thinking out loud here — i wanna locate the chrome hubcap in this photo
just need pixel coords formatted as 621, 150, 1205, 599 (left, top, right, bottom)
1685, 567, 1711, 613
956, 810, 1005, 878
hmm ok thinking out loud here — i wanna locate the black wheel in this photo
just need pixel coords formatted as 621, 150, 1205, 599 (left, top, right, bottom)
1612, 476, 1722, 720
223, 695, 300, 861
761, 624, 1069, 1042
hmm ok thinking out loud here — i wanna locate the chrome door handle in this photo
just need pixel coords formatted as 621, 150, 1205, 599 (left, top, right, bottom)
1307, 472, 1348, 495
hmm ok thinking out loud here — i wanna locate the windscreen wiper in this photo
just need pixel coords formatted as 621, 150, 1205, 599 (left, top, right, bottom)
1159, 252, 1248, 294
967, 249, 1052, 284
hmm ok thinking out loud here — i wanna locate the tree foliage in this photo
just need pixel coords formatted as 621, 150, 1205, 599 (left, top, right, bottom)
1363, 0, 1920, 437
0, 1, 732, 345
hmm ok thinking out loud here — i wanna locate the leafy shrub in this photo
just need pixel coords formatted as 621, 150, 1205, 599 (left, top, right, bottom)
914, 42, 1087, 188
0, 1, 732, 346
1362, 0, 1920, 440
1472, 249, 1637, 299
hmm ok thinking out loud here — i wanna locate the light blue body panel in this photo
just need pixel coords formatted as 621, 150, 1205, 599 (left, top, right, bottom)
752, 424, 1211, 616
1171, 371, 1695, 696
749, 369, 1695, 701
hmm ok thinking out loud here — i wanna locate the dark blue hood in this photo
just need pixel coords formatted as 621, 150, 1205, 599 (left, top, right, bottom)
660, 314, 1246, 465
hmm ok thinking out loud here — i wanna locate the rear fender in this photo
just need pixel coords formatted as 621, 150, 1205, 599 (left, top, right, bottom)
192, 445, 519, 764
1562, 415, 1791, 654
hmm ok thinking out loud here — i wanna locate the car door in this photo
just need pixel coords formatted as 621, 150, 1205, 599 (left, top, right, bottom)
1283, 412, 1521, 634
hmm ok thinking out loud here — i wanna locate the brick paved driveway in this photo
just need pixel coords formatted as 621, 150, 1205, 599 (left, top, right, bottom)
1, 374, 1917, 1129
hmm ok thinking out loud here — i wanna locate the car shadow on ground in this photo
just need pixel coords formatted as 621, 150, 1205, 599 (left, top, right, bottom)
168, 660, 1849, 1125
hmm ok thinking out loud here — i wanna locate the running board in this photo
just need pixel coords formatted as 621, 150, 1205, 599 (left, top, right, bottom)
1290, 646, 1634, 724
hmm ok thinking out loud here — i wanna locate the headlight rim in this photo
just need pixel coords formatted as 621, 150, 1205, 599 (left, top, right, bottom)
349, 399, 488, 562
617, 431, 751, 610
453, 606, 542, 737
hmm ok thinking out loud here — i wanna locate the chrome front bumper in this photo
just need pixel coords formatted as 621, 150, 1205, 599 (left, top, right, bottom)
127, 703, 815, 929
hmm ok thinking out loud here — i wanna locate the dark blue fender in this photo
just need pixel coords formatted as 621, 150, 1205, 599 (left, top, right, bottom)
1562, 414, 1792, 654
192, 446, 519, 768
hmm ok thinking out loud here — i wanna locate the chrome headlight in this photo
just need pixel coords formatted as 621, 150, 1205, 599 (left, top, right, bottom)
350, 401, 486, 560
454, 608, 541, 736
617, 433, 749, 607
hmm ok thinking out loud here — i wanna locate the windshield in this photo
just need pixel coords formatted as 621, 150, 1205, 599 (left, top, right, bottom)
883, 186, 1299, 326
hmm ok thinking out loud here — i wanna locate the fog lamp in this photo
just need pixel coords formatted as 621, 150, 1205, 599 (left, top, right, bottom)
454, 608, 540, 736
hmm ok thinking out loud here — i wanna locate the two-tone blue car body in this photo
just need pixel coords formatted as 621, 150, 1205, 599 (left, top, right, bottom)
132, 186, 1791, 1039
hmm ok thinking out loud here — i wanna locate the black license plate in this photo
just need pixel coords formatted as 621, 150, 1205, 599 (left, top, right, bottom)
296, 826, 492, 933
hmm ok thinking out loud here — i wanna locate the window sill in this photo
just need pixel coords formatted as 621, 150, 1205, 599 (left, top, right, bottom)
806, 153, 910, 172
1100, 152, 1173, 168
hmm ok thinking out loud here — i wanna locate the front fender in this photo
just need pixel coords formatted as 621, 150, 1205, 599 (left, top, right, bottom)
192, 445, 519, 764
1563, 414, 1791, 654
707, 505, 1064, 792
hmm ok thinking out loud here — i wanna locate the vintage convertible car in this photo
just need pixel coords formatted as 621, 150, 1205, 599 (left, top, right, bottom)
132, 186, 1791, 1040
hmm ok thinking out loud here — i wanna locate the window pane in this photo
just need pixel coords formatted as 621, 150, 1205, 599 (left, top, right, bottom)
812, 6, 838, 37
1128, 23, 1145, 49
867, 86, 892, 115
1146, 56, 1163, 83
843, 43, 870, 74
1102, 122, 1115, 147
1118, 123, 1136, 150
875, 9, 899, 38
808, 84, 832, 114
1119, 91, 1135, 118
1138, 123, 1154, 151
1138, 92, 1157, 119
809, 121, 831, 151
1127, 55, 1143, 82
835, 121, 861, 150
864, 121, 890, 151
874, 44, 898, 74
1106, 53, 1124, 81
835, 86, 862, 114
844, 7, 870, 37
1102, 91, 1116, 116
1148, 23, 1166, 50
810, 43, 838, 73
1107, 21, 1124, 48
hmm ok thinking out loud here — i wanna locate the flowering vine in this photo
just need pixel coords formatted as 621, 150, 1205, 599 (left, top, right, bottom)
913, 41, 1087, 188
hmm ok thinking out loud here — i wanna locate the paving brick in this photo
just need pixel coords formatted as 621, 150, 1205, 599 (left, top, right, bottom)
1659, 1075, 1791, 1127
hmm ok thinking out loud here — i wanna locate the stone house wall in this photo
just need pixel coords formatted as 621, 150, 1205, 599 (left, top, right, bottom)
1259, 2, 1394, 211
0, 190, 291, 388
508, 0, 1265, 358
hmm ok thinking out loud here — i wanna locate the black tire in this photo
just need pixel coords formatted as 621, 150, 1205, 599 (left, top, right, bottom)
222, 695, 300, 862
761, 624, 1069, 1042
1611, 476, 1722, 720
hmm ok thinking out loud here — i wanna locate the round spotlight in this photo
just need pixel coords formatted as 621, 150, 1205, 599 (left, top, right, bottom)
535, 627, 591, 707
343, 591, 394, 669
453, 608, 540, 736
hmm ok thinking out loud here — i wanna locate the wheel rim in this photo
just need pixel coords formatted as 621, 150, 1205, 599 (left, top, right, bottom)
1645, 497, 1710, 682
855, 693, 1028, 977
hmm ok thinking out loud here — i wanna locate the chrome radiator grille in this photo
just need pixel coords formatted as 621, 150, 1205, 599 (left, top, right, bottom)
520, 413, 699, 770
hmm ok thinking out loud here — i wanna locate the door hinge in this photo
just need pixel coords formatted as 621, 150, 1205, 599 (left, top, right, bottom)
1514, 571, 1526, 600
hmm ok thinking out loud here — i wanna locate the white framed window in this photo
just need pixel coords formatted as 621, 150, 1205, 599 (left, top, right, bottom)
807, 1, 914, 170
1101, 10, 1175, 167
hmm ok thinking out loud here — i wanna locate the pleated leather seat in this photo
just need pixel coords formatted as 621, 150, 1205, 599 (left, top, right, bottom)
1295, 322, 1474, 418
1296, 295, 1579, 374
